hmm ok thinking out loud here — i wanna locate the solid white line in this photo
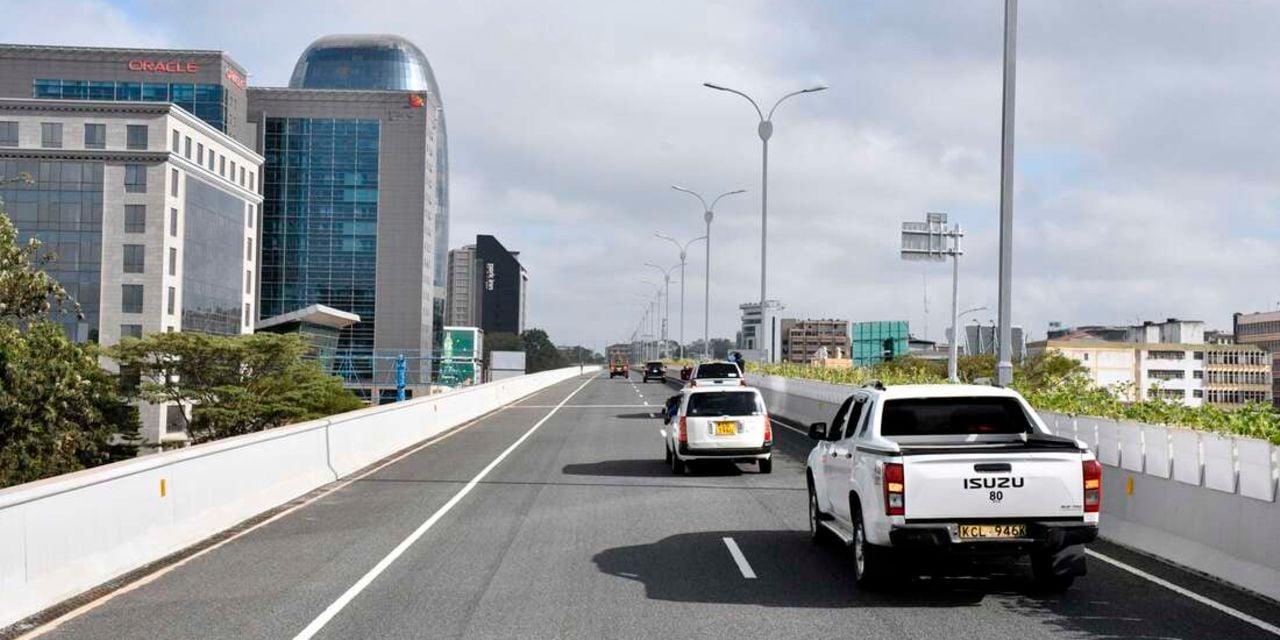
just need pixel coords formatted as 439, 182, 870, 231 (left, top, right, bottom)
722, 537, 757, 580
507, 404, 650, 409
1087, 550, 1280, 637
291, 376, 596, 640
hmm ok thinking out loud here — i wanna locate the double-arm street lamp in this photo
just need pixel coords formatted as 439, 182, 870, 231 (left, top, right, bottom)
671, 185, 745, 360
645, 262, 681, 360
703, 82, 827, 313
655, 232, 706, 361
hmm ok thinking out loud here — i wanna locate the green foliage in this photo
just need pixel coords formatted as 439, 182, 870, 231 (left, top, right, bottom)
112, 332, 362, 444
752, 351, 1280, 444
521, 328, 568, 373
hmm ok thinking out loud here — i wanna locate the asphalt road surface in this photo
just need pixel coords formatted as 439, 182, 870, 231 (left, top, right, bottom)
20, 372, 1280, 640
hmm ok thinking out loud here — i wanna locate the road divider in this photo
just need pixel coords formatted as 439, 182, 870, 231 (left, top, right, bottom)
0, 366, 599, 630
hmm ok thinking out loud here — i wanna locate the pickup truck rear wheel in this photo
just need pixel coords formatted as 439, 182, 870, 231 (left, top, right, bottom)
758, 457, 772, 474
664, 443, 672, 464
1031, 545, 1083, 592
852, 508, 892, 589
670, 452, 686, 475
807, 483, 828, 544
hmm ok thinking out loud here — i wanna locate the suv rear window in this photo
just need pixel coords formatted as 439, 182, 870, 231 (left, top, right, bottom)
646, 362, 663, 370
880, 397, 1034, 437
695, 363, 740, 379
687, 391, 762, 416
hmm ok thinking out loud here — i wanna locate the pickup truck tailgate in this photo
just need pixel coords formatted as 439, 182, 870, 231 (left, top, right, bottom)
903, 451, 1084, 520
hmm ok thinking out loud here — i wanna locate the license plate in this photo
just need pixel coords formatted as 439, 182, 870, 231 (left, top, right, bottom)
958, 524, 1026, 539
714, 421, 737, 436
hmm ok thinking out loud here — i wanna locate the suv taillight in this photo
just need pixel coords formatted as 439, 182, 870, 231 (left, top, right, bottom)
1083, 459, 1102, 513
884, 462, 905, 516
678, 416, 688, 443
763, 416, 772, 444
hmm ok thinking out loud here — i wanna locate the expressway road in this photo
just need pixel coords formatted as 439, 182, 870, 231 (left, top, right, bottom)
17, 371, 1280, 640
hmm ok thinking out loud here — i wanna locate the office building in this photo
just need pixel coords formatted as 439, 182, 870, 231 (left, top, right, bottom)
851, 320, 909, 366
738, 300, 785, 362
1233, 310, 1280, 407
250, 34, 449, 394
779, 318, 850, 363
445, 244, 479, 326
0, 45, 263, 443
471, 235, 528, 335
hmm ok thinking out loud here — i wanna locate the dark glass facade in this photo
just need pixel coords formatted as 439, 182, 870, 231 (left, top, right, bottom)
476, 235, 523, 335
288, 35, 438, 92
0, 158, 103, 341
34, 79, 227, 131
260, 117, 379, 380
183, 175, 245, 335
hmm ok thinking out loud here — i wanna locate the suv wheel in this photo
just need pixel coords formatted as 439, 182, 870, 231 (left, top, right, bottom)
759, 457, 773, 474
670, 452, 686, 475
664, 443, 672, 464
852, 507, 892, 589
808, 482, 827, 544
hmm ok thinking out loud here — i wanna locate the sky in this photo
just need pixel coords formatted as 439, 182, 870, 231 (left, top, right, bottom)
4, 0, 1279, 351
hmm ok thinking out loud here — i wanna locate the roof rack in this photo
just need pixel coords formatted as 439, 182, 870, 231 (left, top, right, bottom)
862, 380, 886, 391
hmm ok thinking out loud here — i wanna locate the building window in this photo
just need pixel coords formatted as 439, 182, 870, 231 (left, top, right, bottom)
120, 324, 143, 339
169, 247, 177, 276
1193, 389, 1203, 399
121, 284, 143, 313
171, 129, 180, 153
167, 286, 175, 315
169, 207, 178, 237
184, 136, 192, 159
219, 155, 226, 177
245, 269, 252, 294
246, 237, 253, 261
230, 160, 236, 182
197, 142, 204, 164
208, 151, 215, 172
84, 123, 105, 149
239, 166, 245, 186
126, 125, 148, 150
246, 204, 254, 228
124, 205, 146, 233
0, 121, 16, 146
249, 171, 254, 191
124, 164, 147, 193
244, 302, 251, 326
41, 122, 63, 148
123, 244, 145, 273
170, 168, 180, 197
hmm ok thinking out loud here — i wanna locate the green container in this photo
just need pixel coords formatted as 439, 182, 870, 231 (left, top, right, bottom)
851, 320, 909, 366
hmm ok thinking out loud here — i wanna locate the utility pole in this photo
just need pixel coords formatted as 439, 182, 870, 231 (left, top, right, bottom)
996, 0, 1018, 387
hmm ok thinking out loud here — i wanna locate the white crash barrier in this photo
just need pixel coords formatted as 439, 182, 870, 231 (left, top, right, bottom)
0, 366, 598, 629
746, 373, 1280, 602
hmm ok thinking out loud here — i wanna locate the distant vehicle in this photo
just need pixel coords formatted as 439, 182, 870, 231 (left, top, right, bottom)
662, 386, 772, 474
609, 358, 629, 379
805, 383, 1099, 591
688, 361, 744, 387
642, 361, 666, 383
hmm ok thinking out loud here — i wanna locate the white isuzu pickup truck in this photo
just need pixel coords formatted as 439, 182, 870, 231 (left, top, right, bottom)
805, 383, 1101, 591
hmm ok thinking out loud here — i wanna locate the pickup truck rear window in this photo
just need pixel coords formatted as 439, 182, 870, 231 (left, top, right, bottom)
687, 391, 762, 416
695, 363, 740, 378
880, 397, 1034, 436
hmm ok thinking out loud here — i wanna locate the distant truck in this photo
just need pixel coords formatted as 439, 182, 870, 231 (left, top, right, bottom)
608, 346, 630, 379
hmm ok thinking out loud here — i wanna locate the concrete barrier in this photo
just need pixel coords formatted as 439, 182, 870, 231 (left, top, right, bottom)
745, 372, 1280, 602
0, 366, 598, 628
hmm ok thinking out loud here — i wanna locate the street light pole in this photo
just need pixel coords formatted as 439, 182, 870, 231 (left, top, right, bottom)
645, 262, 680, 360
656, 233, 706, 361
672, 186, 745, 361
996, 0, 1018, 387
703, 82, 827, 362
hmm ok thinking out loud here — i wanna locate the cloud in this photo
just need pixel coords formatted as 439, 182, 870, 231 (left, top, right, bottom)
5, 0, 1278, 350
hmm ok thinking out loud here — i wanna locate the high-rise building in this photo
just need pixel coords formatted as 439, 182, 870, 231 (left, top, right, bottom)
738, 300, 785, 362
462, 235, 527, 335
446, 244, 479, 327
779, 318, 850, 363
249, 35, 448, 394
0, 45, 263, 443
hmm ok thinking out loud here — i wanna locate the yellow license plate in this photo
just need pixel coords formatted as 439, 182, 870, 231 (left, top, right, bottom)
714, 422, 737, 435
958, 524, 1026, 539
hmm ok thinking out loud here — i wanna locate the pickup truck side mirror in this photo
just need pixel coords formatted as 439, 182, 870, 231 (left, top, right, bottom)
808, 422, 828, 440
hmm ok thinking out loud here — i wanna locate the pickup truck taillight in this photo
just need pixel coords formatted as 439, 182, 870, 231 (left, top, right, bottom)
678, 416, 688, 443
884, 462, 905, 516
1083, 459, 1102, 513
763, 416, 772, 444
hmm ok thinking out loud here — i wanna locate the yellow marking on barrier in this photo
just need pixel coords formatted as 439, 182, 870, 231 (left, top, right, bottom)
160, 478, 167, 498
1126, 475, 1134, 496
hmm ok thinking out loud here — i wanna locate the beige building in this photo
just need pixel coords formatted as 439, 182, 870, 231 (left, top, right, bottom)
1234, 310, 1280, 407
779, 318, 851, 364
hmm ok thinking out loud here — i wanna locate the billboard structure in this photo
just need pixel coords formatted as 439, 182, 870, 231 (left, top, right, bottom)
438, 326, 483, 387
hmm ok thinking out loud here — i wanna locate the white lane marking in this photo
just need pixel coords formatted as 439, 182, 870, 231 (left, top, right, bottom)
722, 537, 757, 579
1087, 550, 1280, 637
15, 401, 516, 640
292, 376, 596, 640
507, 404, 650, 409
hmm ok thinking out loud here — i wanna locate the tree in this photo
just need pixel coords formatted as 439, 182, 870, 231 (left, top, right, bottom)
484, 332, 524, 365
0, 207, 140, 488
112, 332, 362, 444
684, 338, 735, 359
521, 328, 567, 373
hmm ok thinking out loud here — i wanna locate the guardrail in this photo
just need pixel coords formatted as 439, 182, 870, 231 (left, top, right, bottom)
743, 372, 1280, 602
0, 366, 599, 629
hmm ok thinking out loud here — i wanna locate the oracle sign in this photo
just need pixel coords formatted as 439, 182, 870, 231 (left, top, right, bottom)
225, 68, 246, 89
127, 60, 200, 74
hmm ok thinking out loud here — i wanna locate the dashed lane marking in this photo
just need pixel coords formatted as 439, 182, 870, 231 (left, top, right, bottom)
723, 537, 757, 579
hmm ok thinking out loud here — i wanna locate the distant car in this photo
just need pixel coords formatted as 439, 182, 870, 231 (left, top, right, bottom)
642, 361, 666, 383
663, 386, 772, 474
609, 360, 629, 379
689, 361, 744, 387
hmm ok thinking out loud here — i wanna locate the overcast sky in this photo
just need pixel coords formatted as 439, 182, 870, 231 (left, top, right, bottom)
6, 0, 1279, 350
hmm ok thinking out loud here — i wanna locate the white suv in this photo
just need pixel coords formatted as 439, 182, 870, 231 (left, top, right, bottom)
806, 383, 1100, 591
688, 361, 745, 387
662, 387, 773, 474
